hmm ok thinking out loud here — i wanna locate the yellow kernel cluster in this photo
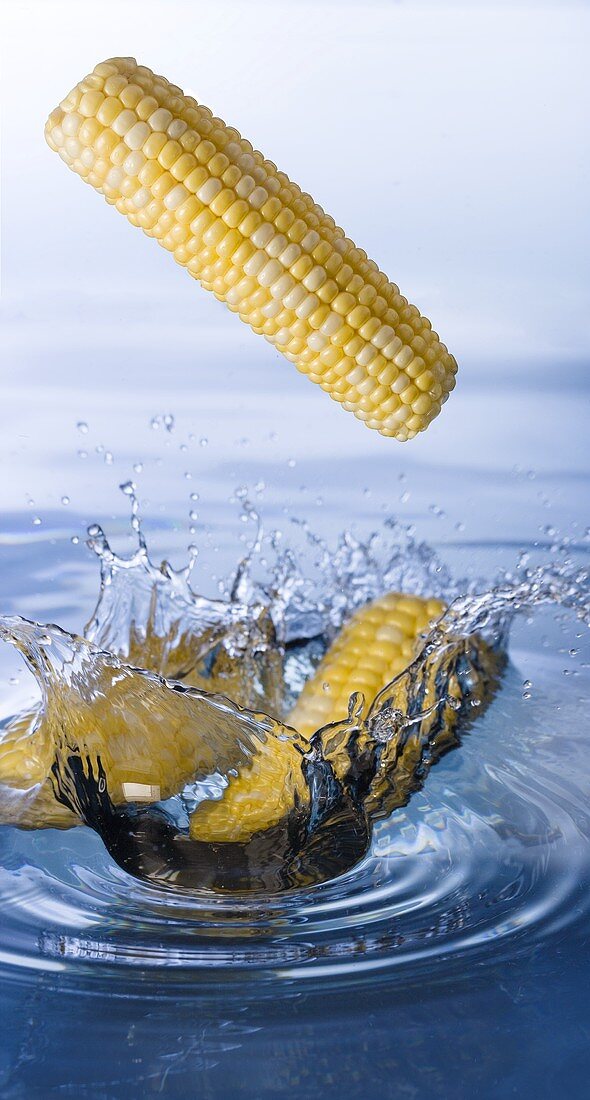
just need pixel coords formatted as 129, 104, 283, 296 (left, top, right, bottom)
45, 57, 457, 439
288, 592, 445, 737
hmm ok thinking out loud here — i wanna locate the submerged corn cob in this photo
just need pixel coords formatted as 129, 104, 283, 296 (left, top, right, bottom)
1, 592, 444, 839
45, 57, 457, 440
189, 592, 444, 841
288, 592, 445, 737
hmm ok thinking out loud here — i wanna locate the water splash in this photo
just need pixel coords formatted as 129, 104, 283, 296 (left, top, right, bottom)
0, 487, 588, 894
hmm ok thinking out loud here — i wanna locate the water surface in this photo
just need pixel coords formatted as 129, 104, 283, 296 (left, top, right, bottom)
1, 311, 589, 1095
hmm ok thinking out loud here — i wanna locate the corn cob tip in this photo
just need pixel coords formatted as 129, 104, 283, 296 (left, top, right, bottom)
45, 57, 458, 440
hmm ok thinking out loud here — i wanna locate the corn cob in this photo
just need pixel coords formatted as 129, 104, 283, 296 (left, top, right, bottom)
189, 592, 444, 841
288, 592, 445, 737
45, 57, 457, 440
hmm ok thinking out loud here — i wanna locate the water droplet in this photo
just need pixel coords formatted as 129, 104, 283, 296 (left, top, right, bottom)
189, 510, 198, 522
184, 471, 192, 480
133, 462, 143, 474
61, 495, 70, 506
400, 491, 410, 504
523, 679, 532, 690
199, 438, 208, 448
120, 481, 135, 497
77, 421, 88, 434
287, 458, 296, 468
164, 414, 175, 432
190, 492, 200, 502
522, 691, 532, 700
71, 535, 79, 545
32, 516, 41, 526
78, 449, 87, 460
104, 451, 114, 465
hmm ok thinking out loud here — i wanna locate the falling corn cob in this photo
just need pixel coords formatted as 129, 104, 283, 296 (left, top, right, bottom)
45, 57, 457, 440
